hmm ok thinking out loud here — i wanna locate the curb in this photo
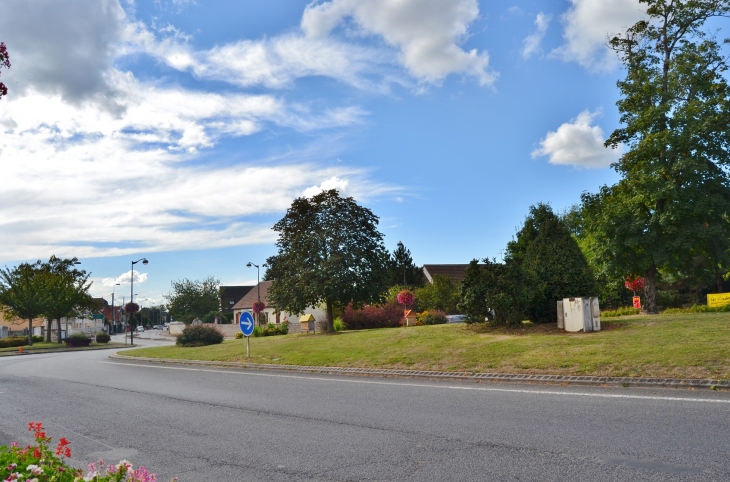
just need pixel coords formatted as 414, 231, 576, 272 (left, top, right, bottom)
108, 354, 730, 390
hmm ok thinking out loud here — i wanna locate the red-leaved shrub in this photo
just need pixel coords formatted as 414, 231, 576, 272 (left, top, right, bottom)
342, 302, 403, 330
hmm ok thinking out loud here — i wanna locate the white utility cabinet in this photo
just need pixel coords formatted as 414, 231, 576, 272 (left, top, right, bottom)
562, 297, 600, 332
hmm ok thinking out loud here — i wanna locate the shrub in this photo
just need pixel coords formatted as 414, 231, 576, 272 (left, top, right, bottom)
602, 307, 641, 317
279, 321, 289, 334
333, 317, 347, 332
0, 337, 26, 348
32, 335, 44, 343
176, 324, 224, 347
417, 310, 448, 325
252, 326, 263, 337
95, 333, 111, 343
235, 332, 244, 339
342, 302, 403, 330
261, 323, 288, 336
662, 304, 730, 314
68, 332, 90, 341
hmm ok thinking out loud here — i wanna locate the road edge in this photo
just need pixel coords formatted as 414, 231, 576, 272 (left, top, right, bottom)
108, 353, 730, 390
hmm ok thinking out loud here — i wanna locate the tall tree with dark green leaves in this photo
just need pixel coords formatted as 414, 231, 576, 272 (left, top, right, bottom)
165, 276, 220, 323
584, 0, 730, 313
507, 203, 596, 323
42, 256, 95, 343
266, 189, 390, 332
0, 261, 51, 345
388, 242, 424, 288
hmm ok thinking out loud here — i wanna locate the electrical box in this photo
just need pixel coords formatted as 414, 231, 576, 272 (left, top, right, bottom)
562, 297, 600, 332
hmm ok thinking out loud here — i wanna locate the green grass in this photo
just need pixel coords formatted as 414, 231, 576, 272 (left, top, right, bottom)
122, 312, 730, 379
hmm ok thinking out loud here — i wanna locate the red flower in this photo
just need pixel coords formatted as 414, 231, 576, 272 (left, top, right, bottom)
252, 301, 266, 314
124, 302, 140, 314
56, 437, 72, 457
624, 276, 645, 293
397, 290, 415, 306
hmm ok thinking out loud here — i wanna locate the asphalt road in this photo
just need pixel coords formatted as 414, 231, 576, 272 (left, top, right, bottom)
1, 340, 729, 481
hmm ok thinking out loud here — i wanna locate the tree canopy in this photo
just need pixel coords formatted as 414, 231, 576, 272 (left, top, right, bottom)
582, 0, 730, 313
164, 276, 220, 323
0, 261, 51, 345
41, 256, 95, 343
266, 189, 390, 331
388, 242, 424, 288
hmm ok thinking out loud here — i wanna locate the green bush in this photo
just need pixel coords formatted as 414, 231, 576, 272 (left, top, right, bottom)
602, 307, 641, 317
252, 326, 263, 337
68, 332, 90, 340
662, 304, 730, 314
32, 335, 44, 343
95, 333, 111, 343
176, 324, 224, 347
261, 323, 288, 336
0, 337, 27, 348
417, 310, 448, 325
333, 317, 347, 332
235, 332, 244, 339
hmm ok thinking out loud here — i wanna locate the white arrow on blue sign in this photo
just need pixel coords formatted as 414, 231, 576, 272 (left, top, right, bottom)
239, 311, 255, 337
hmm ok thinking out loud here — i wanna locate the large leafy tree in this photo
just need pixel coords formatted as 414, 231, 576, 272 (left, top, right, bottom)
0, 261, 51, 345
388, 242, 424, 288
506, 204, 596, 323
42, 256, 95, 343
266, 189, 390, 331
164, 276, 220, 323
584, 0, 730, 313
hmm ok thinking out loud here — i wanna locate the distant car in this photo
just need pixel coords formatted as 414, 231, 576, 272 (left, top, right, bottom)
136, 326, 145, 333
446, 314, 466, 323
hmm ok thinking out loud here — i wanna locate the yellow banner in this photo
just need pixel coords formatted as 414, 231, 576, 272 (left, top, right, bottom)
707, 292, 730, 308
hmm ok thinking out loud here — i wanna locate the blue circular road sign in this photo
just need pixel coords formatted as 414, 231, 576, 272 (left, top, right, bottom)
239, 311, 255, 337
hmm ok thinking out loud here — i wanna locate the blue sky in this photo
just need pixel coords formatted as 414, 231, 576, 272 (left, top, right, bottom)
0, 0, 647, 305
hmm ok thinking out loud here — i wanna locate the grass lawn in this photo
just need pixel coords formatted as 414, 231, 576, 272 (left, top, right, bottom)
122, 312, 730, 379
0, 342, 127, 355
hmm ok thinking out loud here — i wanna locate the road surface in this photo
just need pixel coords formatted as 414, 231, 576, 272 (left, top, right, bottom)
1, 342, 728, 481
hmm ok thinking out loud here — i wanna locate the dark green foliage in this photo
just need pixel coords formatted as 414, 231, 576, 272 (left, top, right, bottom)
202, 310, 223, 324
506, 204, 596, 323
583, 0, 730, 313
31, 335, 43, 343
266, 190, 390, 332
0, 261, 52, 346
458, 259, 534, 326
68, 332, 89, 340
95, 333, 110, 343
0, 337, 27, 348
388, 242, 424, 288
341, 302, 403, 330
176, 324, 224, 347
165, 276, 220, 324
418, 310, 448, 325
41, 256, 94, 343
415, 274, 459, 314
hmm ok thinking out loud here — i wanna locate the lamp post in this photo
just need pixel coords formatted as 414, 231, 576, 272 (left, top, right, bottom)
61, 260, 82, 343
130, 258, 148, 345
111, 283, 120, 335
247, 262, 260, 325
397, 241, 406, 289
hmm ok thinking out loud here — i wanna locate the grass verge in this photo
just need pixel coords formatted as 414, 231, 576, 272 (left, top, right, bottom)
122, 312, 730, 379
0, 342, 127, 355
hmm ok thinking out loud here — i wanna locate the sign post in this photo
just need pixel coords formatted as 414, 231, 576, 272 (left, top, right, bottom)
239, 311, 255, 358
632, 296, 641, 309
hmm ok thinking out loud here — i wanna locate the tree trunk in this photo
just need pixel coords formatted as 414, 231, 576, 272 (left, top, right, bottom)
27, 317, 33, 346
45, 319, 52, 342
643, 265, 658, 314
325, 299, 334, 332
57, 318, 63, 343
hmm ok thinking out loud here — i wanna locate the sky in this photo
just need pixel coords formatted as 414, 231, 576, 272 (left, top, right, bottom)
0, 0, 653, 306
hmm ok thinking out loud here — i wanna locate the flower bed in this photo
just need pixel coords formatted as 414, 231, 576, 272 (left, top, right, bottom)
0, 421, 172, 481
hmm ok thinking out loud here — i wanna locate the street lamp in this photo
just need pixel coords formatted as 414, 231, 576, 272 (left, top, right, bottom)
397, 241, 406, 289
111, 283, 120, 334
130, 258, 148, 345
247, 262, 260, 324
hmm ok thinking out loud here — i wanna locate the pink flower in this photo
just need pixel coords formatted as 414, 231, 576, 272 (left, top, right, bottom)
396, 290, 415, 306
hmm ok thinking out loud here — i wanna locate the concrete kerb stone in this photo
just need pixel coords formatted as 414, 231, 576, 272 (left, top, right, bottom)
108, 353, 730, 390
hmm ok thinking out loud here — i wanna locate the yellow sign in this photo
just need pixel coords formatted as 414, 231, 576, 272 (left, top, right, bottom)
707, 292, 730, 308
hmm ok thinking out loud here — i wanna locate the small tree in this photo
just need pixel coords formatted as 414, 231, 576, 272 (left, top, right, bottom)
165, 276, 220, 323
0, 262, 51, 345
506, 204, 596, 323
41, 256, 95, 343
388, 242, 424, 288
414, 274, 459, 314
266, 189, 390, 332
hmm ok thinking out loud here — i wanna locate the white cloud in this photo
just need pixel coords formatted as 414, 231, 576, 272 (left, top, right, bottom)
102, 270, 148, 286
522, 12, 551, 59
302, 176, 350, 197
301, 0, 495, 86
531, 110, 621, 168
553, 0, 645, 71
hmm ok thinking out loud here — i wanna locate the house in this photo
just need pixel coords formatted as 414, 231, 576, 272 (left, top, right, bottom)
422, 264, 473, 284
220, 285, 255, 315
232, 281, 328, 333
0, 310, 45, 338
